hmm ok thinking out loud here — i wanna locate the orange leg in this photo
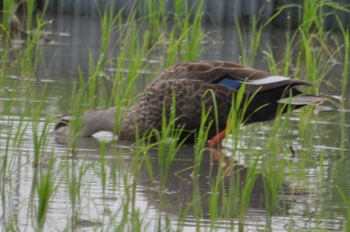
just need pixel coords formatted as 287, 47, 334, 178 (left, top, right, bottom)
207, 129, 227, 148
207, 120, 232, 148
207, 129, 227, 165
207, 122, 231, 174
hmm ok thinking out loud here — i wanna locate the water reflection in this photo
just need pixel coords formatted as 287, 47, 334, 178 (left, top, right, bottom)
53, 136, 276, 228
51, 134, 346, 231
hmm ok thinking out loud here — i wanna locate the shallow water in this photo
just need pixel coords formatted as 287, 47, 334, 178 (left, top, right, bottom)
0, 14, 350, 231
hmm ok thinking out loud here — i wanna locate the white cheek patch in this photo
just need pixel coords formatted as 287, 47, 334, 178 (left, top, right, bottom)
247, 75, 290, 85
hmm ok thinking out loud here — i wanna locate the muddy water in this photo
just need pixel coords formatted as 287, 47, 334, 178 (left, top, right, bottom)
0, 14, 349, 231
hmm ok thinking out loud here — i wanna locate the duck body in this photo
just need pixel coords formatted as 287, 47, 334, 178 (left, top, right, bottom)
55, 61, 323, 142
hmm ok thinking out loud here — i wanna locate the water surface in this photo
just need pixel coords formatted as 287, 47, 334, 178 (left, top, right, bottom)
0, 14, 349, 231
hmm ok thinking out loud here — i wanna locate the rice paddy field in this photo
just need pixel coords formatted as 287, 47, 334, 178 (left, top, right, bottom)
0, 0, 350, 231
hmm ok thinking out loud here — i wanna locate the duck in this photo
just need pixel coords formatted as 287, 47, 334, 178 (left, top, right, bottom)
55, 61, 324, 146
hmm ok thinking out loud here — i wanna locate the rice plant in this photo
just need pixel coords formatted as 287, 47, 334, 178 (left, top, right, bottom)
0, 0, 349, 231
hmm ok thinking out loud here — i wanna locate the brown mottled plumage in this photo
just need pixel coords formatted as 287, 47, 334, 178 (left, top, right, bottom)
55, 61, 323, 142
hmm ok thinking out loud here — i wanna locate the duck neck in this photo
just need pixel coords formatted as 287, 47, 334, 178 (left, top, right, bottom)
80, 106, 139, 139
80, 107, 122, 136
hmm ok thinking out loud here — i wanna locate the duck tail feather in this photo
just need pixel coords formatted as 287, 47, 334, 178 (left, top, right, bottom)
278, 95, 325, 105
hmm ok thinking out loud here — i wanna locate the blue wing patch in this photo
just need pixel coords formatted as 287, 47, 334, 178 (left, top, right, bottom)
218, 78, 242, 90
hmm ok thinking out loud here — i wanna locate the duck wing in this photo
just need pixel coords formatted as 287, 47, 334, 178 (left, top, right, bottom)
124, 79, 234, 139
151, 61, 310, 93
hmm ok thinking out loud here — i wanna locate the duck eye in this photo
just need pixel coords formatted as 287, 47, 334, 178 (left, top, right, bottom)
55, 119, 70, 130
